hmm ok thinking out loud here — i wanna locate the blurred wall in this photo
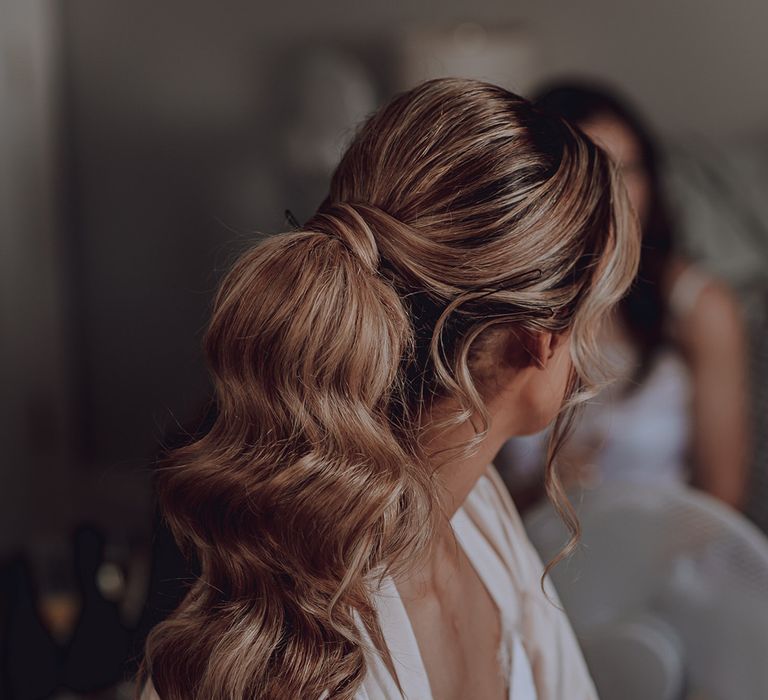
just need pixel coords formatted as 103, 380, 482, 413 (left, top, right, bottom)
0, 0, 74, 548
63, 0, 768, 137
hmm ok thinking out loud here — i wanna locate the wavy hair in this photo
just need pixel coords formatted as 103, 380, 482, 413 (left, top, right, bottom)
534, 80, 674, 386
141, 78, 639, 699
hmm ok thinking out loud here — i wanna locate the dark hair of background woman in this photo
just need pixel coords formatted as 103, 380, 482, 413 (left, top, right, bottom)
534, 81, 674, 386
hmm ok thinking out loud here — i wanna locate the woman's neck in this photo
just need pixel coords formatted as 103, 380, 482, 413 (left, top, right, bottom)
394, 400, 511, 594
426, 401, 511, 518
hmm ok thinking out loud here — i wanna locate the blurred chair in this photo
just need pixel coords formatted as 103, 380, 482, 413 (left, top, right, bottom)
526, 481, 768, 700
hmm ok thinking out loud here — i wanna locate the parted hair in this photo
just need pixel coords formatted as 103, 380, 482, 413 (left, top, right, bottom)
141, 78, 639, 699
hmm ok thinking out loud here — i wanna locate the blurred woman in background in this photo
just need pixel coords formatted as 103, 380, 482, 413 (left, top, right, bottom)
499, 83, 749, 510
140, 78, 639, 699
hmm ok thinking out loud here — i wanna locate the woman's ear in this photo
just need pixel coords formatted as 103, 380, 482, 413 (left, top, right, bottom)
531, 331, 565, 368
500, 327, 567, 370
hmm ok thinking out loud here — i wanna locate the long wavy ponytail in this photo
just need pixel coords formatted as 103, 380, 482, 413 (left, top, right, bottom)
142, 78, 639, 699
144, 216, 435, 698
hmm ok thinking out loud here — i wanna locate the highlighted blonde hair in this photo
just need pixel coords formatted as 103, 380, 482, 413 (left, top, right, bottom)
142, 78, 639, 699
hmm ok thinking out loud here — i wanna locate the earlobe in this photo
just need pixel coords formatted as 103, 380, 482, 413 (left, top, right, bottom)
547, 331, 564, 360
532, 332, 554, 369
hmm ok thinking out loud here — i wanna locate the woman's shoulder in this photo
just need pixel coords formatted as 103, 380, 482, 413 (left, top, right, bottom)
664, 258, 744, 352
664, 258, 716, 320
461, 466, 541, 580
464, 465, 524, 530
464, 467, 600, 699
664, 257, 740, 323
